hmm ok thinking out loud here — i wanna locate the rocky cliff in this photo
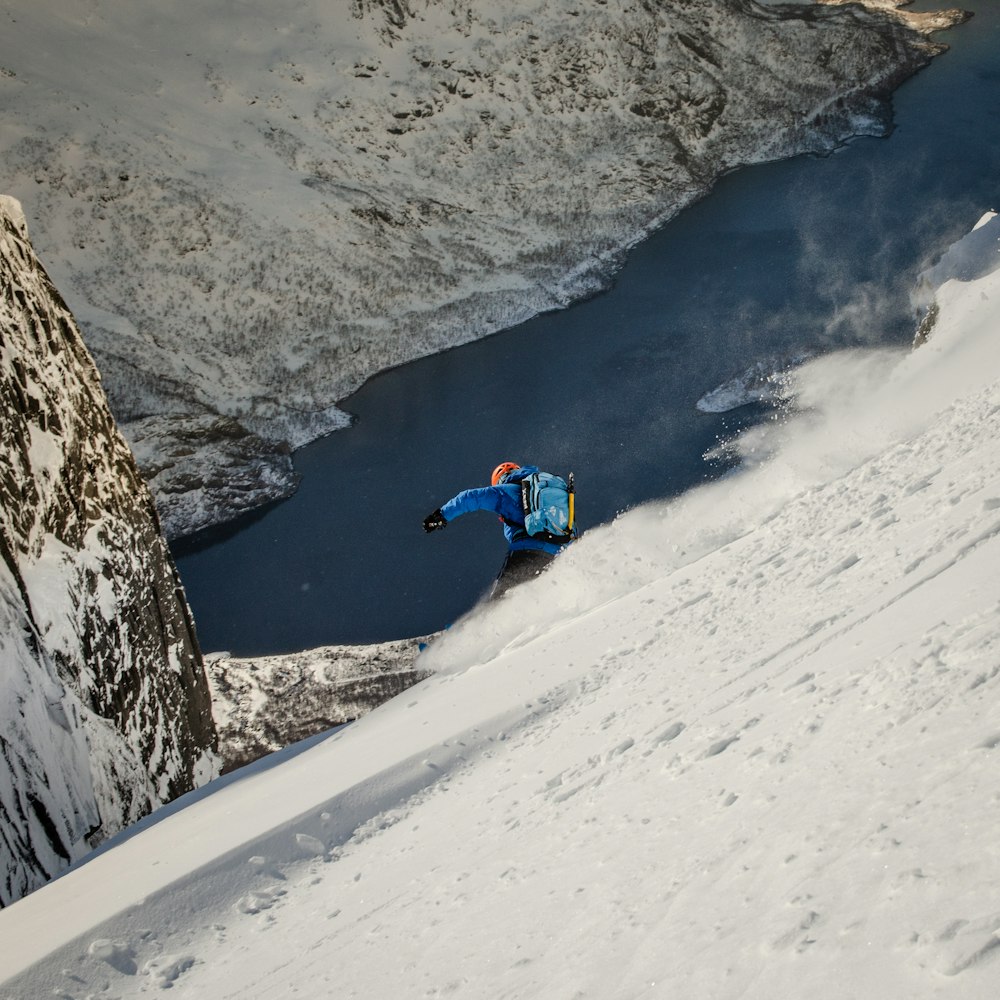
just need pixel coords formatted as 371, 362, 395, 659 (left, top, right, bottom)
0, 196, 218, 905
0, 0, 968, 536
207, 640, 433, 772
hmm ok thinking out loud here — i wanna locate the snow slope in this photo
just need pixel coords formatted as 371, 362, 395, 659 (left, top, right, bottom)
2, 221, 999, 995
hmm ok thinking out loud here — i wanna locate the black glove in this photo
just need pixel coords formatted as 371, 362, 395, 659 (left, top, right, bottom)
423, 509, 447, 533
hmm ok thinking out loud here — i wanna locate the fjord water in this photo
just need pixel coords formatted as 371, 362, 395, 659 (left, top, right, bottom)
174, 3, 1000, 655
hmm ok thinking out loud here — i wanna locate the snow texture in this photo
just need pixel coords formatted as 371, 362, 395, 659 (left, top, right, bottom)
0, 0, 964, 536
696, 353, 812, 413
0, 213, 998, 998
0, 197, 219, 906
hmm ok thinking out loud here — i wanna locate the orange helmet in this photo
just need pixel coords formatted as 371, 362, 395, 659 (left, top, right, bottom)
491, 461, 521, 486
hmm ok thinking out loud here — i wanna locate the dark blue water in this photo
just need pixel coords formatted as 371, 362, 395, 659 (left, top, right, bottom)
174, 3, 1000, 655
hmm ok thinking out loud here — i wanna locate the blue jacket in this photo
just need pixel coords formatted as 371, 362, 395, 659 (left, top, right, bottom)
439, 466, 567, 555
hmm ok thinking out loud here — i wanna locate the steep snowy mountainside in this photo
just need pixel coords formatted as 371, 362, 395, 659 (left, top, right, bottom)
0, 214, 996, 999
0, 0, 966, 535
0, 196, 218, 906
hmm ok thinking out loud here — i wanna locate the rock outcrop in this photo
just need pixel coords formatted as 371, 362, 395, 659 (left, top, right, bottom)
207, 640, 433, 772
0, 196, 219, 905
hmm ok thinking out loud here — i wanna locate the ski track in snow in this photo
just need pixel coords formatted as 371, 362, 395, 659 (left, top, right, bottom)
4, 249, 1000, 996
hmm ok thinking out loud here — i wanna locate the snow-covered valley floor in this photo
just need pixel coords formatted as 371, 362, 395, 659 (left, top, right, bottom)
2, 231, 1000, 997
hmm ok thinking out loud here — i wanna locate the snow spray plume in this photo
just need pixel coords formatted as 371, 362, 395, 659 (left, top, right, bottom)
786, 158, 979, 349
422, 341, 921, 678
425, 213, 1000, 680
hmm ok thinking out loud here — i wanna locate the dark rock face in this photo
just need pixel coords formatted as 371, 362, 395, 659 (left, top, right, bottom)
0, 196, 219, 906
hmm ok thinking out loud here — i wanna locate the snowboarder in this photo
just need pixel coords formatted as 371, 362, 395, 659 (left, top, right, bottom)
423, 462, 576, 598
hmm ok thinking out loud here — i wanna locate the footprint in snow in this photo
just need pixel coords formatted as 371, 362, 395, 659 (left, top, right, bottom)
703, 734, 740, 758
87, 939, 137, 975
234, 887, 285, 915
247, 855, 286, 879
651, 722, 685, 747
605, 737, 635, 762
143, 953, 196, 989
771, 909, 821, 953
294, 832, 327, 858
933, 913, 1000, 976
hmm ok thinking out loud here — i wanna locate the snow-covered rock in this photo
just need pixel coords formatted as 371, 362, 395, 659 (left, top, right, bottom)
918, 209, 1000, 290
912, 210, 999, 347
123, 413, 299, 542
206, 640, 432, 771
0, 0, 968, 536
0, 196, 219, 906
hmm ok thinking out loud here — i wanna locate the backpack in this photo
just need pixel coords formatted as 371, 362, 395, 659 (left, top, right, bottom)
518, 471, 576, 544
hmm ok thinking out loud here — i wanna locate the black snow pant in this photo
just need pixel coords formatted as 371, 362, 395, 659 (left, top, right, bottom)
490, 548, 555, 600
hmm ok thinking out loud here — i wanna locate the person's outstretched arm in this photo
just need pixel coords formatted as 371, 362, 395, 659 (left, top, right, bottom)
423, 487, 509, 532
